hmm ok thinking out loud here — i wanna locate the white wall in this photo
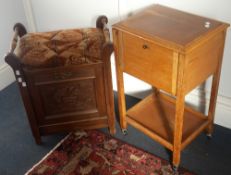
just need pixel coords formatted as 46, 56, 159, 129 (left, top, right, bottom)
30, 0, 119, 32
1, 0, 231, 128
0, 0, 28, 64
0, 0, 28, 90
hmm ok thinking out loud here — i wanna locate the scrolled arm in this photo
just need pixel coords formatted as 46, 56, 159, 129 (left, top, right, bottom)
96, 15, 114, 60
10, 23, 27, 53
96, 15, 108, 29
96, 15, 111, 43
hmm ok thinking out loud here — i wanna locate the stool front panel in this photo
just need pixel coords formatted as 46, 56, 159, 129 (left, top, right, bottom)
24, 63, 107, 125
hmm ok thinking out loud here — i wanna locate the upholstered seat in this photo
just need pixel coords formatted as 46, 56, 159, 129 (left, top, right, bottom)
5, 16, 115, 144
15, 28, 105, 67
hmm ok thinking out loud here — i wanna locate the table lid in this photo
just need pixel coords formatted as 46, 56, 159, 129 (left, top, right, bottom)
113, 5, 229, 51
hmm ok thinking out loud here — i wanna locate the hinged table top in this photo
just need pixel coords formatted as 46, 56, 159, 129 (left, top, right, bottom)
113, 5, 229, 51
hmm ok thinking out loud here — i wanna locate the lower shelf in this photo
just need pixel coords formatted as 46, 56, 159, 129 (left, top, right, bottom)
126, 92, 210, 150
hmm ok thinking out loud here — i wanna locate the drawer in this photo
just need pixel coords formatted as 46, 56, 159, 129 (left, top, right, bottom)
122, 32, 178, 95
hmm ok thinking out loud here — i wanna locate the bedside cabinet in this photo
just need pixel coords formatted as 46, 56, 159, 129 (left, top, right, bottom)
112, 5, 229, 169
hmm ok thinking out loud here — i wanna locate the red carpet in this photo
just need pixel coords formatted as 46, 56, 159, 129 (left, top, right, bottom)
26, 130, 194, 175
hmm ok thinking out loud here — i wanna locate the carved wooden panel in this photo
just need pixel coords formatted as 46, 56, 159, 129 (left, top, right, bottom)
25, 63, 107, 125
40, 79, 96, 116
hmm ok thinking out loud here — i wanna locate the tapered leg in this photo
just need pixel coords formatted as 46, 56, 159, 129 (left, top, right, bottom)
112, 29, 127, 130
206, 31, 226, 136
115, 60, 127, 130
206, 73, 220, 135
172, 95, 185, 168
101, 43, 116, 135
172, 53, 186, 168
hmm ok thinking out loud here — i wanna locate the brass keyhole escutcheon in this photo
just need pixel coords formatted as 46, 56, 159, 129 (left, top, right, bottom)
143, 44, 148, 49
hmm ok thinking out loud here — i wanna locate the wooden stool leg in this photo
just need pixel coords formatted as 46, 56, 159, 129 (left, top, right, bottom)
21, 87, 42, 144
34, 135, 42, 144
5, 54, 42, 144
102, 42, 116, 135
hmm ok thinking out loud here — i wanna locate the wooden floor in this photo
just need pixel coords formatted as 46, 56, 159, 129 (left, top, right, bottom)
0, 82, 231, 175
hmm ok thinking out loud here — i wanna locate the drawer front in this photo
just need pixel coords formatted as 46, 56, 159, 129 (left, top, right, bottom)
122, 32, 177, 94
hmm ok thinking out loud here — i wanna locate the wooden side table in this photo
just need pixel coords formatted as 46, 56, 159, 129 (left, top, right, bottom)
112, 5, 229, 169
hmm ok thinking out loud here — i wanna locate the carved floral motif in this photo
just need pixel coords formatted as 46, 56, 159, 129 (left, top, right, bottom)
40, 80, 96, 115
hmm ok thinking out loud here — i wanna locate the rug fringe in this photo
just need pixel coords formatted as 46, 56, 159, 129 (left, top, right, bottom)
24, 133, 72, 175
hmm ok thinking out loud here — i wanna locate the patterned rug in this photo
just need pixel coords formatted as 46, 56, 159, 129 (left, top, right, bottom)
25, 130, 194, 175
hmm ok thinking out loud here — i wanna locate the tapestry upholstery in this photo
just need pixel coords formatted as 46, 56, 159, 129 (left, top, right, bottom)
14, 28, 105, 67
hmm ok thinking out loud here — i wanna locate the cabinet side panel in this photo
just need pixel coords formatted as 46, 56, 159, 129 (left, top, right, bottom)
184, 32, 224, 94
